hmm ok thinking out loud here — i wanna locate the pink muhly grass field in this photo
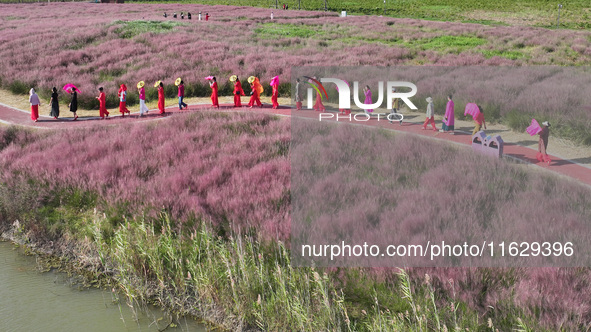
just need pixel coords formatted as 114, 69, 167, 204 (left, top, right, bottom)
2, 2, 591, 113
291, 120, 591, 329
0, 113, 590, 329
0, 112, 290, 239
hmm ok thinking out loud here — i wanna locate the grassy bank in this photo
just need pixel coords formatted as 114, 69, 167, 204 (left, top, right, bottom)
0, 113, 590, 330
2, 198, 539, 331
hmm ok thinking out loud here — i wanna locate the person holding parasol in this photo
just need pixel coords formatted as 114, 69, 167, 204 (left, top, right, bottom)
247, 76, 263, 108
230, 75, 245, 107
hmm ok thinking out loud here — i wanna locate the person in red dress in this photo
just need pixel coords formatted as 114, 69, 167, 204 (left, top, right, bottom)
209, 77, 219, 108
96, 87, 109, 119
232, 76, 245, 107
248, 76, 263, 108
312, 76, 325, 112
157, 81, 165, 115
118, 84, 130, 117
271, 79, 279, 109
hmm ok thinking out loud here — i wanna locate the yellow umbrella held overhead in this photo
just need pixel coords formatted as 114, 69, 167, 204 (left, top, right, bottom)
137, 81, 145, 89
175, 77, 182, 86
154, 80, 162, 88
229, 75, 237, 82
247, 76, 255, 84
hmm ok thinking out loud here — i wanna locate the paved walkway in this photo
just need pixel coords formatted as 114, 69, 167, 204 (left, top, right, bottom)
1, 102, 589, 186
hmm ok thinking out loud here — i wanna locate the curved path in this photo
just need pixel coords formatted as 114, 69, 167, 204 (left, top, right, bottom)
0, 101, 589, 187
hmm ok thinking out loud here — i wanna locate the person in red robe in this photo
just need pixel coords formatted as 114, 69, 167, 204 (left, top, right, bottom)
209, 77, 219, 108
96, 87, 109, 119
233, 77, 245, 107
118, 84, 130, 117
312, 76, 325, 112
157, 81, 165, 115
271, 82, 279, 109
248, 77, 263, 108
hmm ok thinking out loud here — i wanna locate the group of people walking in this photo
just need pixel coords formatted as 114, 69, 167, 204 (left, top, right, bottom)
29, 87, 79, 122
27, 74, 280, 122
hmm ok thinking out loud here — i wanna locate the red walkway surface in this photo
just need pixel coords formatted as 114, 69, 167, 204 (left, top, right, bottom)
1, 102, 589, 186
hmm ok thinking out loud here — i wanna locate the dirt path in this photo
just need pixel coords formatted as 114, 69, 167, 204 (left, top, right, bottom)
1, 91, 590, 187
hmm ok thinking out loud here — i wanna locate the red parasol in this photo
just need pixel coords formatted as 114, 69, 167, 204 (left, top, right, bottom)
63, 84, 80, 93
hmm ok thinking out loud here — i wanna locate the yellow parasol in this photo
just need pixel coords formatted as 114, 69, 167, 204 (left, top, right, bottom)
175, 77, 182, 86
247, 76, 255, 84
154, 80, 162, 88
229, 75, 237, 82
137, 81, 145, 89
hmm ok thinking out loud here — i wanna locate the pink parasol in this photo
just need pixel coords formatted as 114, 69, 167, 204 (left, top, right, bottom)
270, 75, 279, 86
63, 84, 80, 93
463, 103, 480, 120
204, 76, 214, 80
526, 118, 542, 136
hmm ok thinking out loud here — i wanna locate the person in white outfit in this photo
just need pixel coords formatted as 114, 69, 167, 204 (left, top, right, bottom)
138, 82, 149, 116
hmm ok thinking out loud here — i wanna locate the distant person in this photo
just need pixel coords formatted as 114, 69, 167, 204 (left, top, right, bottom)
389, 87, 402, 125
363, 85, 373, 114
198, 11, 202, 20
69, 87, 78, 121
271, 79, 279, 109
157, 81, 165, 115
537, 121, 551, 164
295, 78, 302, 110
180, 12, 184, 19
232, 77, 245, 107
440, 94, 454, 134
29, 88, 40, 122
118, 84, 130, 117
472, 106, 487, 135
205, 13, 209, 21
173, 12, 177, 18
96, 87, 109, 119
49, 87, 59, 119
271, 11, 274, 20
286, 4, 288, 9
422, 97, 437, 131
209, 76, 219, 108
312, 76, 325, 112
187, 12, 191, 20
282, 4, 285, 9
163, 12, 167, 18
178, 80, 188, 110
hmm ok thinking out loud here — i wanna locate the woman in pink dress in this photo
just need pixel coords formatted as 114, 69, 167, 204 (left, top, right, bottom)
440, 94, 455, 134
363, 85, 373, 114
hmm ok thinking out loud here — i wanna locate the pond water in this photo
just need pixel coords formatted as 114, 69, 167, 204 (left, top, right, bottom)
0, 241, 208, 332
